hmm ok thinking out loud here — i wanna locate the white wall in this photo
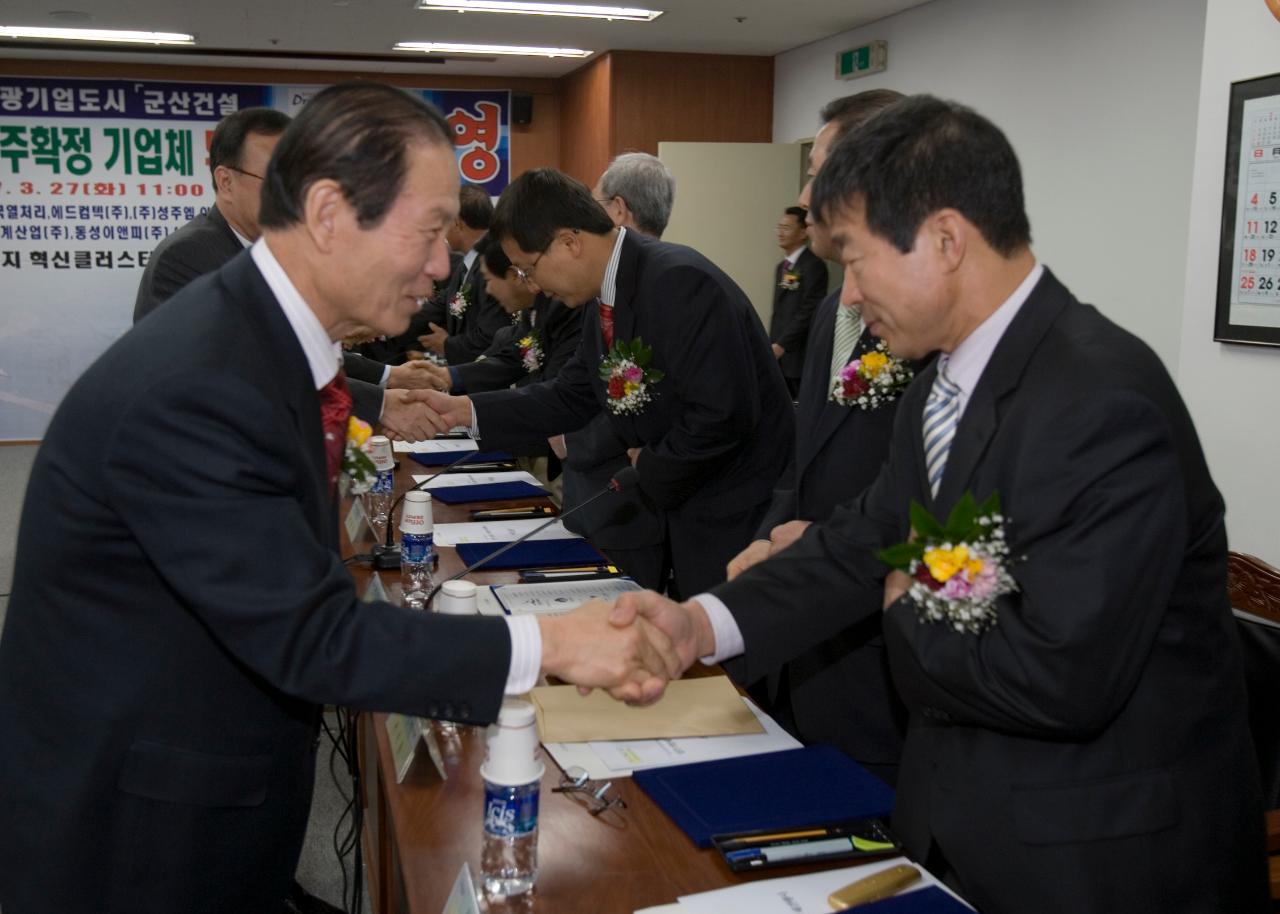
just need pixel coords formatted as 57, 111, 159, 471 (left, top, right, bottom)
773, 0, 1207, 373
1177, 0, 1280, 564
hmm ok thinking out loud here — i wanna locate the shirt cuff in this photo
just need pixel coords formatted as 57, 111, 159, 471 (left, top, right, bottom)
691, 592, 745, 666
379, 364, 390, 387
469, 402, 480, 439
502, 614, 542, 694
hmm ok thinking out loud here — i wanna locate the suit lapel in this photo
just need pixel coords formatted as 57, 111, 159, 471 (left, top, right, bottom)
610, 230, 641, 345
932, 268, 1073, 510
223, 254, 332, 532
801, 323, 875, 472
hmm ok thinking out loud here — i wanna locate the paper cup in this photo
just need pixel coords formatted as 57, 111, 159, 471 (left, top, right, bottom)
481, 699, 543, 786
436, 579, 478, 615
367, 435, 394, 472
400, 490, 433, 534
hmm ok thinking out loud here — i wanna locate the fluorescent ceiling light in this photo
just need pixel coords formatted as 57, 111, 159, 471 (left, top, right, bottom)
416, 1, 662, 21
395, 41, 592, 58
0, 26, 195, 45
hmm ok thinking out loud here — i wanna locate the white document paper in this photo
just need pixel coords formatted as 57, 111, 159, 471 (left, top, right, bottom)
410, 471, 540, 489
542, 698, 800, 780
393, 438, 479, 454
588, 698, 800, 772
433, 519, 580, 547
675, 858, 964, 914
492, 578, 643, 616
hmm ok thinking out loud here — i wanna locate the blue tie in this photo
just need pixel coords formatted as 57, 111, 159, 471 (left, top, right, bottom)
922, 363, 962, 497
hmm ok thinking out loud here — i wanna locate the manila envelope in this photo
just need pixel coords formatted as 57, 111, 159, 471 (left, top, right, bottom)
530, 676, 765, 743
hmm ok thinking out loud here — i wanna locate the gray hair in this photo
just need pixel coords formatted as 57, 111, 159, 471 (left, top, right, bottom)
598, 152, 676, 238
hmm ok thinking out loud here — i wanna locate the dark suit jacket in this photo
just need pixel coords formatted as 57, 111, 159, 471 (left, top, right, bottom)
756, 290, 926, 780
444, 236, 511, 365
713, 268, 1267, 914
769, 246, 828, 380
0, 250, 512, 914
132, 204, 242, 323
453, 295, 582, 393
472, 230, 794, 595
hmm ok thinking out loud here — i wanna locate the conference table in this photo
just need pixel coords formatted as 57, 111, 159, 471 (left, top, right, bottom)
342, 455, 884, 914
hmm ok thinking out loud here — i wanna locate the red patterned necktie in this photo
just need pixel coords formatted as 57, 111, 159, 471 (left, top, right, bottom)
599, 299, 614, 349
319, 368, 352, 494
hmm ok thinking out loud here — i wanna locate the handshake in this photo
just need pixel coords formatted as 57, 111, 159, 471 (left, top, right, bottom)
376, 381, 478, 443
534, 592, 719, 705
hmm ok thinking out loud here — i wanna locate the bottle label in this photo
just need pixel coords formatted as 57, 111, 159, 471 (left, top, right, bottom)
401, 532, 434, 564
483, 781, 539, 837
372, 470, 394, 494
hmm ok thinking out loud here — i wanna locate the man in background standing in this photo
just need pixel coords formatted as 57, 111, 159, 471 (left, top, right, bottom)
769, 205, 828, 398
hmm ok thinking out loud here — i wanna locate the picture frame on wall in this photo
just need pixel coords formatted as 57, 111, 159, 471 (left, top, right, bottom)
1215, 72, 1280, 347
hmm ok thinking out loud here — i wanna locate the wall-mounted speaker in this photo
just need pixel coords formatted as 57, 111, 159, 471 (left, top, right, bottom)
512, 92, 533, 126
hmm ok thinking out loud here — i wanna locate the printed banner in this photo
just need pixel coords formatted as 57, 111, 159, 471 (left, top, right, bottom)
0, 76, 510, 440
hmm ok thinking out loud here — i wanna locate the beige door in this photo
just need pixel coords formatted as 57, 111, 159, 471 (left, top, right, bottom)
658, 141, 805, 328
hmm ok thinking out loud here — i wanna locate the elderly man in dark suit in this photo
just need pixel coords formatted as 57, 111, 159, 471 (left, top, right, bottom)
419, 168, 794, 597
612, 95, 1268, 914
769, 205, 828, 397
727, 89, 911, 785
133, 106, 290, 323
129, 107, 441, 442
0, 83, 678, 914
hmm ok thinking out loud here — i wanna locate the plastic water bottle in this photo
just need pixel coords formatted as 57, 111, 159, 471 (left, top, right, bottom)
480, 700, 544, 897
365, 435, 395, 535
399, 491, 435, 609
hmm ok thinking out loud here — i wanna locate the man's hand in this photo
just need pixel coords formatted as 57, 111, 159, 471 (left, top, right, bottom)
609, 591, 714, 675
548, 435, 567, 460
883, 570, 912, 611
767, 519, 811, 555
626, 446, 642, 466
726, 539, 772, 581
539, 599, 681, 704
386, 360, 451, 391
378, 389, 451, 442
418, 322, 449, 356
418, 390, 474, 431
771, 343, 785, 359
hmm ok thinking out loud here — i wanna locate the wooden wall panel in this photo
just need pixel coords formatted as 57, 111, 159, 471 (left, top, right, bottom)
0, 60, 562, 176
608, 51, 773, 156
556, 55, 611, 187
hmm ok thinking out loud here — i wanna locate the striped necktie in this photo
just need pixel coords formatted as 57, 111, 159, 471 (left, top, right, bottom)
922, 362, 962, 498
829, 306, 863, 386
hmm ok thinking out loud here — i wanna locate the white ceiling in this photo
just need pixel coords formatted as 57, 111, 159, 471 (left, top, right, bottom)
0, 0, 931, 78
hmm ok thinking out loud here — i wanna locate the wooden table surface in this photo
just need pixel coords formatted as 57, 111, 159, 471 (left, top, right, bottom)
345, 456, 827, 914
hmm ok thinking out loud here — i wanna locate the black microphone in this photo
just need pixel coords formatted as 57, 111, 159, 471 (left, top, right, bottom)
423, 465, 639, 601
370, 446, 486, 569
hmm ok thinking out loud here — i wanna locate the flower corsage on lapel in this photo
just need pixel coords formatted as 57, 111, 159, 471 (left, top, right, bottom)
878, 492, 1018, 634
518, 330, 543, 373
599, 337, 664, 416
340, 416, 378, 497
830, 341, 914, 409
779, 267, 801, 291
448, 285, 469, 319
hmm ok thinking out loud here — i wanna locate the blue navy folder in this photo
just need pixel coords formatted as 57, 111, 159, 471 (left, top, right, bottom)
454, 538, 605, 570
429, 481, 548, 504
632, 744, 895, 848
851, 887, 971, 913
408, 450, 513, 467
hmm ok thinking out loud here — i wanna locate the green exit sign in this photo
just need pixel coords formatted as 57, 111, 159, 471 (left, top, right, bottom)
836, 40, 888, 80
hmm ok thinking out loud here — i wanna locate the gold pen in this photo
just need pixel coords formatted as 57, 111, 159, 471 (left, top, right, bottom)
827, 863, 921, 910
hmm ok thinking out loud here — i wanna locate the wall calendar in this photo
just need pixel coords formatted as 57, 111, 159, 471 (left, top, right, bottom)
1216, 72, 1280, 346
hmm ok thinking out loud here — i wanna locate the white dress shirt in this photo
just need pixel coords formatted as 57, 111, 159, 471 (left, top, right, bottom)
693, 261, 1044, 665
251, 238, 542, 694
